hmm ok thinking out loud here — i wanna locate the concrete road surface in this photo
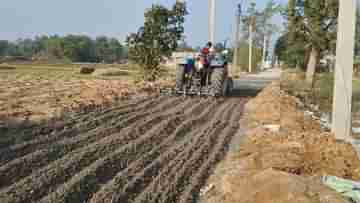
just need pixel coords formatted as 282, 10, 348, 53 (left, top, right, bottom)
232, 68, 281, 97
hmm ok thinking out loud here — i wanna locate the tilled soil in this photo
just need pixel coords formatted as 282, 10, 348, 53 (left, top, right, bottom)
0, 96, 247, 203
0, 76, 137, 122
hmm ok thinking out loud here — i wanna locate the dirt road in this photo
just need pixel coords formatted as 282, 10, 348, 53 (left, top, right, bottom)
0, 95, 247, 203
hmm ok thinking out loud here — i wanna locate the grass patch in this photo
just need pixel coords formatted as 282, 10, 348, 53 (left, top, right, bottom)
0, 66, 16, 70
281, 69, 360, 117
93, 68, 132, 77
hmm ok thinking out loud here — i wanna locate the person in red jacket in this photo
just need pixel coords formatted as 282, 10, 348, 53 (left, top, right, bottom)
200, 42, 215, 85
201, 42, 212, 56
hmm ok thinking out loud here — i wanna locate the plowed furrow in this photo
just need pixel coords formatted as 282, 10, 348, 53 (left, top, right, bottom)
132, 100, 237, 203
178, 101, 245, 203
1, 95, 150, 146
37, 98, 210, 203
157, 101, 238, 203
0, 97, 180, 188
0, 95, 165, 160
89, 99, 225, 203
118, 100, 233, 202
0, 98, 189, 203
0, 95, 249, 203
0, 96, 161, 165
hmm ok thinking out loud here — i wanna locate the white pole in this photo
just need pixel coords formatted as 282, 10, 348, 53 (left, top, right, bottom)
233, 6, 241, 74
249, 21, 253, 73
209, 0, 216, 44
262, 34, 267, 70
332, 0, 357, 141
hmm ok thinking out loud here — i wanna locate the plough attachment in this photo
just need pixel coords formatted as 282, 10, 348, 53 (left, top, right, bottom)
160, 87, 217, 97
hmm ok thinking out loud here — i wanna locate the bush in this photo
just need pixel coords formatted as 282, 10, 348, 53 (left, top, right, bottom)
80, 66, 95, 74
234, 42, 262, 72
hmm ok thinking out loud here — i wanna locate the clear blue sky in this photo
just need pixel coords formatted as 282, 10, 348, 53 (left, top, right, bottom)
0, 0, 287, 46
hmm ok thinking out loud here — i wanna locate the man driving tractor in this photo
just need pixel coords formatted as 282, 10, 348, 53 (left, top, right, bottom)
193, 42, 215, 85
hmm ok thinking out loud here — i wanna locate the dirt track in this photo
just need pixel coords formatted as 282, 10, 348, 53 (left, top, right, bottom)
0, 95, 247, 203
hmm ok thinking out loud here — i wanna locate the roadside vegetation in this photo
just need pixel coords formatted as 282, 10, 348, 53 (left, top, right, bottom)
203, 82, 360, 203
275, 0, 360, 124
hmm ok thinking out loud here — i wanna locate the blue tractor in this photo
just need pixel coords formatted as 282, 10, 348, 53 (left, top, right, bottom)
166, 51, 233, 97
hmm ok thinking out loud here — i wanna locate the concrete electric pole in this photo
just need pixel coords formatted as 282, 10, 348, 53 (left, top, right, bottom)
332, 0, 357, 141
209, 0, 216, 44
262, 35, 267, 70
233, 3, 242, 75
249, 17, 254, 73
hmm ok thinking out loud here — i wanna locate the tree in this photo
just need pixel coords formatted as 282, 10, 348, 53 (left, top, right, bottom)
286, 0, 339, 85
275, 33, 307, 69
258, 1, 282, 67
62, 35, 95, 62
45, 36, 65, 60
95, 36, 111, 63
16, 38, 36, 58
240, 2, 281, 71
95, 37, 124, 63
355, 5, 360, 57
108, 38, 124, 63
0, 40, 9, 56
241, 3, 262, 47
274, 34, 287, 62
127, 1, 187, 81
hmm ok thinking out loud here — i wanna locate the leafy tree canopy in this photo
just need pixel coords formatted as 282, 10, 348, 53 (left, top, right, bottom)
127, 1, 188, 81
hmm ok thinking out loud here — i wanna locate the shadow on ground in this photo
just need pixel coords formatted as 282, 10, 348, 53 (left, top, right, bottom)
230, 79, 274, 97
0, 116, 66, 150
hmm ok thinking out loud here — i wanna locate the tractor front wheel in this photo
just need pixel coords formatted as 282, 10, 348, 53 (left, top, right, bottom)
176, 65, 186, 90
211, 68, 225, 96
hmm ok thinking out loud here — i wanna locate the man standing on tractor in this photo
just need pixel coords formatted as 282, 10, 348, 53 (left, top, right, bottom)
199, 42, 216, 85
201, 42, 215, 59
200, 42, 216, 67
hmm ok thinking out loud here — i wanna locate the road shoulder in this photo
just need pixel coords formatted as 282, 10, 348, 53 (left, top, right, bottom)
200, 81, 359, 203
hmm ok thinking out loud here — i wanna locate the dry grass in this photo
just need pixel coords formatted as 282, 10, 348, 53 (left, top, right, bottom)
0, 63, 171, 123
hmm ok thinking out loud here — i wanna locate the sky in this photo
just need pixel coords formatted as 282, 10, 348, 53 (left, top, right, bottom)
0, 0, 287, 47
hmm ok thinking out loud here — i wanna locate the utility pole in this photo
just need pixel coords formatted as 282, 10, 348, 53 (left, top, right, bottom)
233, 3, 242, 75
249, 17, 254, 73
209, 0, 216, 44
332, 0, 357, 141
262, 34, 267, 70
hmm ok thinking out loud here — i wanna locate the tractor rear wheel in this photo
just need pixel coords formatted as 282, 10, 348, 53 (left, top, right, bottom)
176, 65, 185, 90
222, 77, 233, 96
211, 68, 225, 96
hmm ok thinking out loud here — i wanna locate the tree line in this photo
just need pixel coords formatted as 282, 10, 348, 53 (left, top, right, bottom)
0, 35, 127, 63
